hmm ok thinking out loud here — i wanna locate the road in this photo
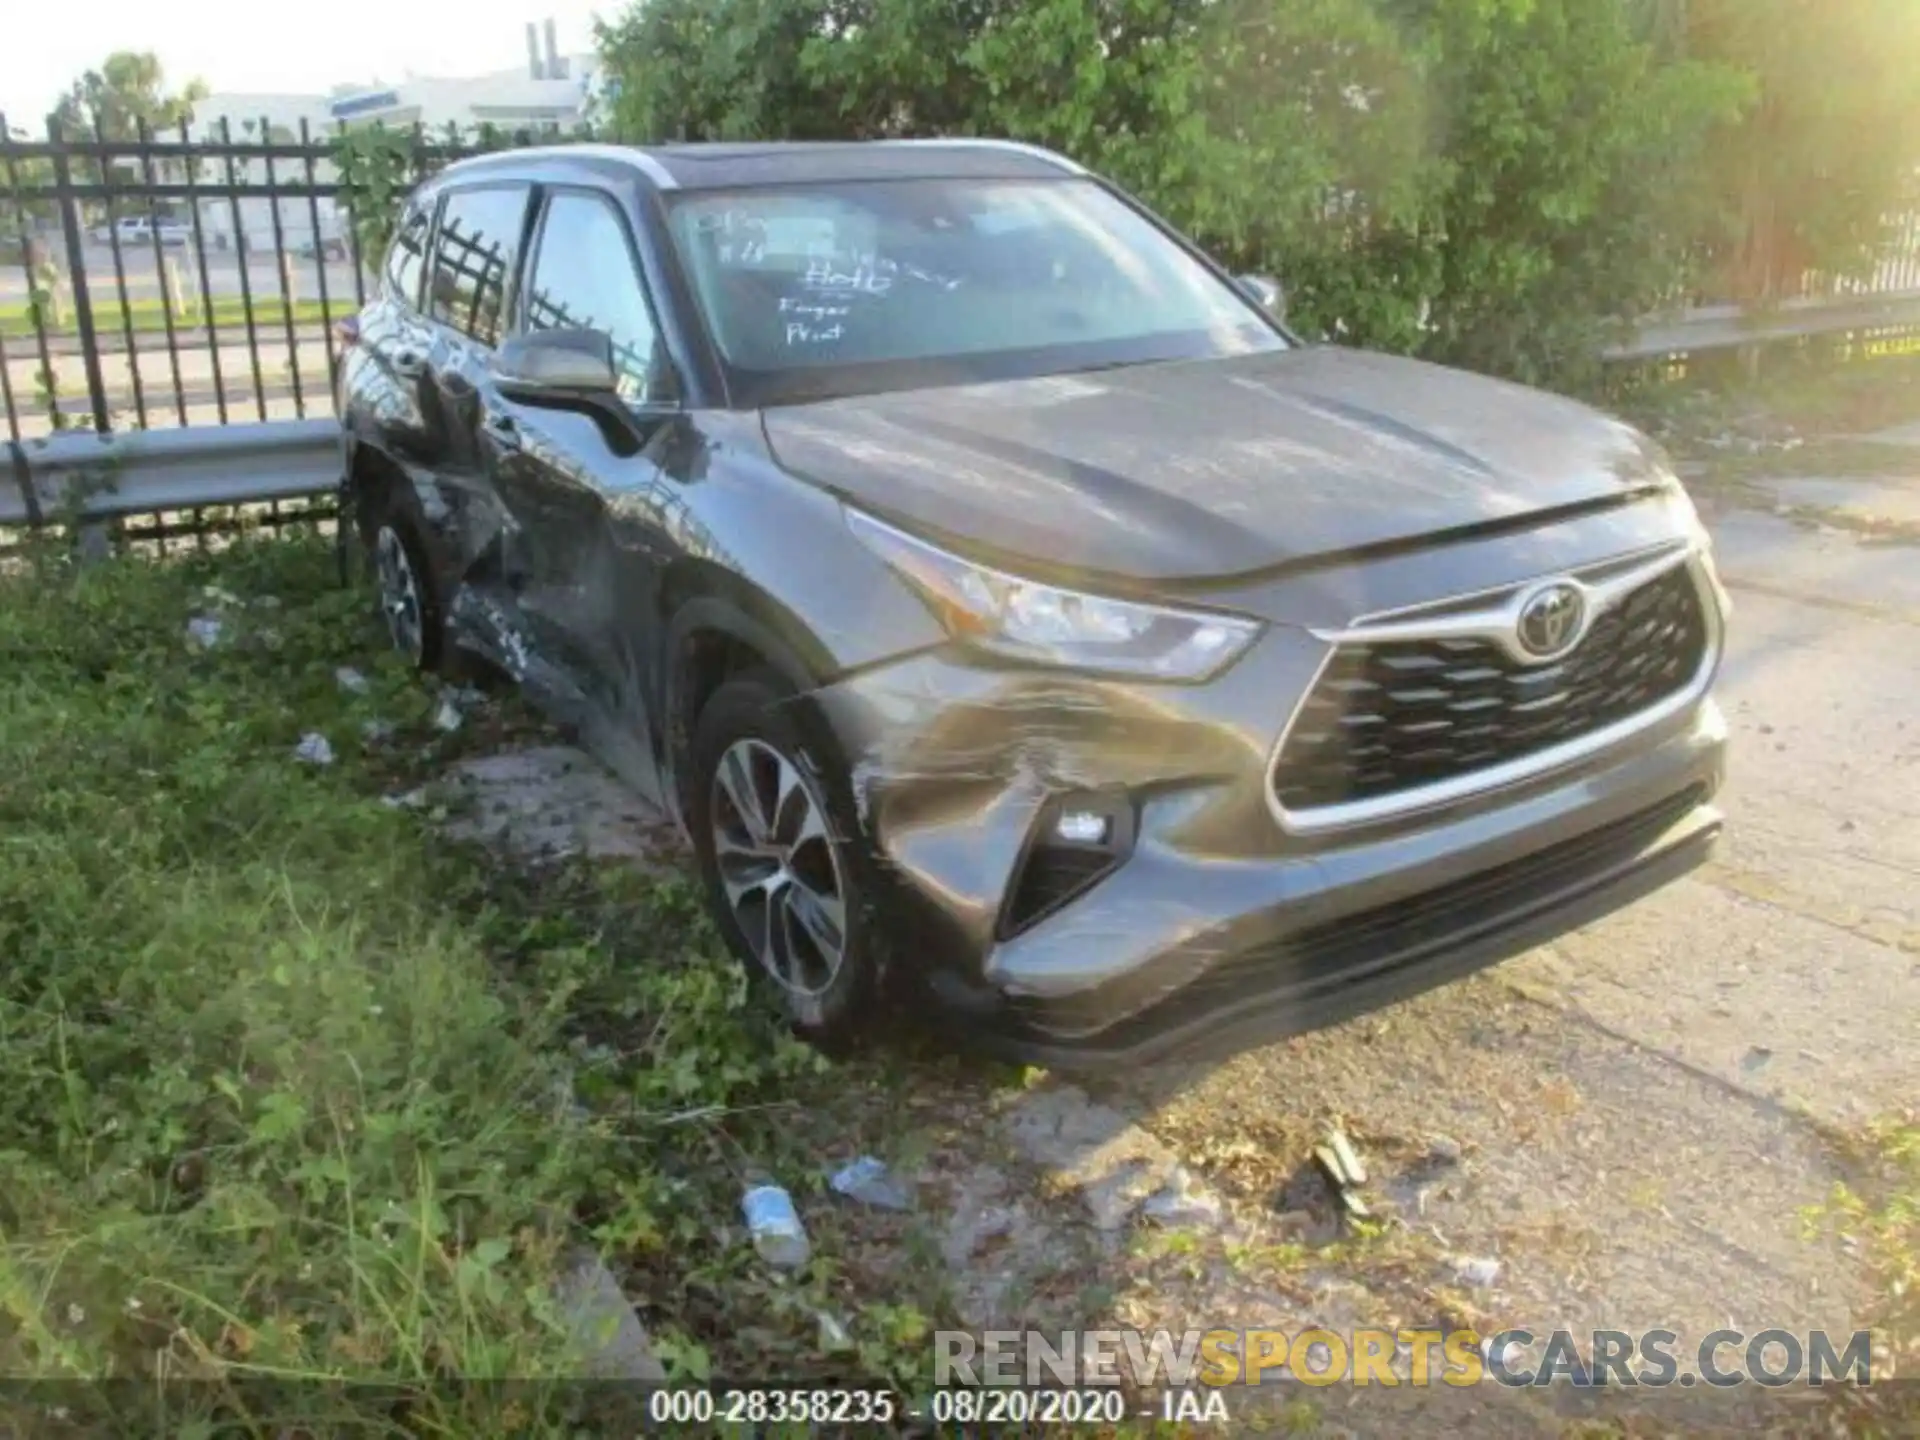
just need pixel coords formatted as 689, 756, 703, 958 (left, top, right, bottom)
5, 333, 337, 434
1, 240, 363, 307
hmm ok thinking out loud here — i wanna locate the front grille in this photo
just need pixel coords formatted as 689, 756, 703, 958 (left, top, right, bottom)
1272, 563, 1709, 815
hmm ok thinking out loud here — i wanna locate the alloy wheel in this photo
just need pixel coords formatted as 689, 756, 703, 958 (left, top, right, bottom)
708, 736, 848, 998
373, 524, 425, 666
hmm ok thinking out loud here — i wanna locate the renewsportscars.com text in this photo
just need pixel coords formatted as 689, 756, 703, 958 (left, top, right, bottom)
934, 1327, 1875, 1388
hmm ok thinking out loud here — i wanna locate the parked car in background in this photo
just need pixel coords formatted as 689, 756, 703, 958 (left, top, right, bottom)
295, 234, 350, 261
335, 140, 1731, 1068
94, 214, 190, 248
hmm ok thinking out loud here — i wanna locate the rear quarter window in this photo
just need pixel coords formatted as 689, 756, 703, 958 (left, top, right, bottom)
426, 185, 533, 347
384, 201, 432, 309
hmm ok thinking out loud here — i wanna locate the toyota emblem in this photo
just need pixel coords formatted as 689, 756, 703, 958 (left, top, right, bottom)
1516, 582, 1586, 659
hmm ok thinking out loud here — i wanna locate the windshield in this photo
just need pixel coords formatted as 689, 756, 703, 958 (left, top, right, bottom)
664, 178, 1287, 406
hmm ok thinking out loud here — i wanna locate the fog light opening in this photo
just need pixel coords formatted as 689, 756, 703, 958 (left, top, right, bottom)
999, 789, 1139, 940
1055, 809, 1111, 845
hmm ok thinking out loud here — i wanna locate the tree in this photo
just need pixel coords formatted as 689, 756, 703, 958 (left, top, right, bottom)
592, 0, 1753, 388
47, 52, 209, 197
1403, 0, 1751, 383
49, 51, 208, 140
0, 156, 57, 235
598, 0, 851, 143
1681, 0, 1920, 301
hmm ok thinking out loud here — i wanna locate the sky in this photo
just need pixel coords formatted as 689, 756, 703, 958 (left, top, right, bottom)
0, 1, 614, 130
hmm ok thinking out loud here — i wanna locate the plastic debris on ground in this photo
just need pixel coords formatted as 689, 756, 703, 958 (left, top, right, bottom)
1454, 1256, 1503, 1288
294, 733, 336, 767
742, 1181, 810, 1269
1140, 1165, 1224, 1228
814, 1309, 854, 1353
1314, 1128, 1372, 1221
828, 1155, 914, 1212
335, 665, 370, 695
431, 683, 489, 734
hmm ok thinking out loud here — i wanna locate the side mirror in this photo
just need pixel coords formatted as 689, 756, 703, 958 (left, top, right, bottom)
1236, 273, 1286, 320
492, 327, 621, 403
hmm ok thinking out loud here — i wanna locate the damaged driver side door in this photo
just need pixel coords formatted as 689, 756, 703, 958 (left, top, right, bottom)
482, 186, 683, 803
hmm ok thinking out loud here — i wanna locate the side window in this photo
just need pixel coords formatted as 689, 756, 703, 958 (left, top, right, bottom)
427, 185, 531, 347
384, 200, 432, 308
523, 191, 666, 407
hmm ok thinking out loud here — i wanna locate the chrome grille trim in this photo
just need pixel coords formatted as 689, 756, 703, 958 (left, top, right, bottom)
1265, 539, 1724, 838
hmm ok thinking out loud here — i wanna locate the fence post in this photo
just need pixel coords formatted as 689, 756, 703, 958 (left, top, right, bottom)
44, 113, 111, 433
163, 253, 193, 320
30, 252, 68, 329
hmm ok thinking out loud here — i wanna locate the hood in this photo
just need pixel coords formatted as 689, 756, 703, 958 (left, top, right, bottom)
758, 347, 1674, 584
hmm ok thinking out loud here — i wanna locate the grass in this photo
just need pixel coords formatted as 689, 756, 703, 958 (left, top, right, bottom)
0, 529, 910, 1433
0, 295, 352, 343
0, 524, 1334, 1434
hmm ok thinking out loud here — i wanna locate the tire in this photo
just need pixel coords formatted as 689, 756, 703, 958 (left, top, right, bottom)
688, 668, 881, 1046
365, 495, 445, 673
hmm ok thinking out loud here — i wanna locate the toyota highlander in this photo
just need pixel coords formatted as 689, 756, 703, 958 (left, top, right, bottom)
334, 139, 1730, 1067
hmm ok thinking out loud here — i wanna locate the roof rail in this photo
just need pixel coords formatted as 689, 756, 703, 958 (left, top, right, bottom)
441, 142, 680, 190
885, 138, 1084, 175
560, 143, 680, 189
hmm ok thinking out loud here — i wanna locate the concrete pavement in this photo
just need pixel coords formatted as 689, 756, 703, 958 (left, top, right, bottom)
2, 241, 362, 306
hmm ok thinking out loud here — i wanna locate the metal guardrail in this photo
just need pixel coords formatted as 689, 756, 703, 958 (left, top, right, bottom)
3, 419, 337, 527
1607, 289, 1920, 361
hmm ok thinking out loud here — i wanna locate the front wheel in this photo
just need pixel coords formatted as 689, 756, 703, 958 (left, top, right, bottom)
368, 505, 444, 672
688, 669, 882, 1046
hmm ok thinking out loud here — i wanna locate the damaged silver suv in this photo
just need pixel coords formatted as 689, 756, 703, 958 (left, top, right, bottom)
336, 140, 1730, 1068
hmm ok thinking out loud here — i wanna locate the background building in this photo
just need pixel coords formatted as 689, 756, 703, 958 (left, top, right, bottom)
323, 21, 601, 134
179, 18, 600, 253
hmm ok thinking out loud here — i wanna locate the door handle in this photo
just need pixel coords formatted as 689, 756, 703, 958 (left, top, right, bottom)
481, 412, 522, 451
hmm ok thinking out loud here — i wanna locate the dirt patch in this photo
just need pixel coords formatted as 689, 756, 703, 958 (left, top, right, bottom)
435, 744, 683, 868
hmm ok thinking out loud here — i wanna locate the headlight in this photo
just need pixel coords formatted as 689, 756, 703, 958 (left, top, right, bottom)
846, 508, 1263, 681
1661, 467, 1732, 618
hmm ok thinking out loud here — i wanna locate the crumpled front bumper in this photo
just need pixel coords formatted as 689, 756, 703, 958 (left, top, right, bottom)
802, 631, 1727, 1069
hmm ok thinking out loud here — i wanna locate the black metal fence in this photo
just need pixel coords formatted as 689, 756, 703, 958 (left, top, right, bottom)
0, 113, 484, 445
0, 114, 486, 555
0, 113, 660, 558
